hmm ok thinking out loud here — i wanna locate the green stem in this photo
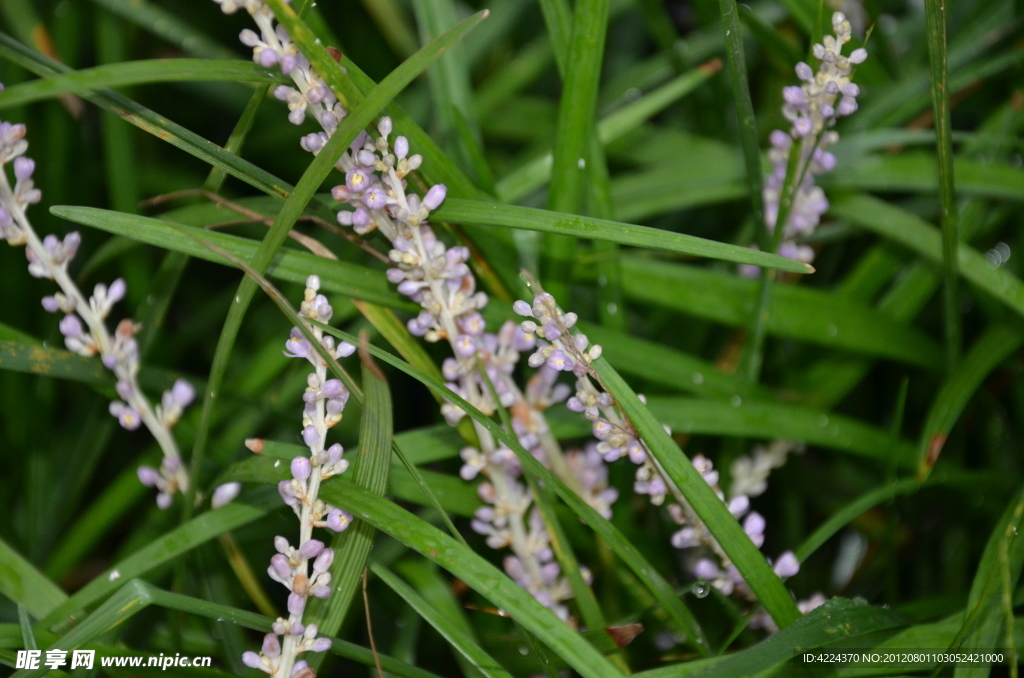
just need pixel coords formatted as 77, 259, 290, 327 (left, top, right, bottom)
924, 0, 961, 372
718, 0, 766, 233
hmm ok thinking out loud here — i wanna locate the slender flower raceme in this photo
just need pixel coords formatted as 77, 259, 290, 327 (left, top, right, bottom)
514, 291, 815, 626
0, 116, 193, 508
742, 11, 867, 276
242, 276, 356, 678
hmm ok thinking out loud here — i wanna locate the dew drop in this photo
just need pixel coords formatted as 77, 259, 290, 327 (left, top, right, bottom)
692, 372, 704, 385
606, 302, 618, 315
818, 414, 829, 427
731, 394, 742, 407
691, 580, 711, 598
518, 647, 529, 656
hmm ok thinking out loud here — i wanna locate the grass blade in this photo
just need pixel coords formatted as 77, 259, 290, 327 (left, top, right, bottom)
372, 562, 515, 678
0, 339, 110, 387
953, 488, 1024, 677
680, 598, 907, 677
602, 258, 942, 367
545, 0, 610, 296
434, 199, 813, 273
917, 325, 1024, 479
794, 472, 990, 562
10, 580, 445, 678
717, 0, 766, 236
412, 0, 491, 190
642, 397, 917, 465
49, 206, 410, 308
306, 346, 394, 667
0, 537, 68, 618
0, 59, 284, 109
0, 32, 297, 201
923, 0, 961, 372
88, 0, 236, 59
831, 193, 1024, 322
39, 499, 271, 632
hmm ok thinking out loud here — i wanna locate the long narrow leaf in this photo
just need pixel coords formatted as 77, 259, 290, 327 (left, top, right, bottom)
0, 537, 67, 619
832, 194, 1024, 322
0, 59, 285, 109
435, 200, 813, 273
917, 325, 1024, 478
373, 562, 515, 678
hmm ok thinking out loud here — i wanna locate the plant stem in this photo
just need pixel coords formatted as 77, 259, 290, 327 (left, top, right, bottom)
924, 0, 960, 373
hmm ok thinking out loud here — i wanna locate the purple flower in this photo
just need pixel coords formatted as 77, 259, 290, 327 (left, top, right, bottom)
362, 186, 387, 209
14, 157, 34, 181
345, 168, 371, 193
241, 652, 261, 669
284, 328, 313, 359
137, 466, 160, 487
59, 314, 83, 338
423, 184, 447, 211
693, 558, 721, 580
261, 633, 281, 659
171, 379, 195, 408
312, 547, 335, 574
212, 482, 240, 509
326, 508, 351, 532
270, 554, 292, 580
454, 334, 477, 358
318, 380, 341, 400
287, 592, 306, 616
546, 350, 572, 372
291, 456, 311, 481
300, 539, 324, 559
773, 551, 800, 578
301, 425, 319, 448
278, 480, 299, 507
109, 402, 142, 430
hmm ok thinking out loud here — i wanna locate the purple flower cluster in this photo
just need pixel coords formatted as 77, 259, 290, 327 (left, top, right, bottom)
742, 11, 867, 276
0, 114, 194, 508
243, 276, 356, 678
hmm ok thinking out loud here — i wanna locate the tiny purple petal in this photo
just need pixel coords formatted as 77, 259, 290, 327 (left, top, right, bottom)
262, 633, 281, 658
300, 539, 324, 559
773, 551, 800, 578
137, 466, 160, 487
171, 379, 195, 408
423, 184, 447, 211
212, 482, 241, 508
291, 456, 312, 481
13, 157, 34, 181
